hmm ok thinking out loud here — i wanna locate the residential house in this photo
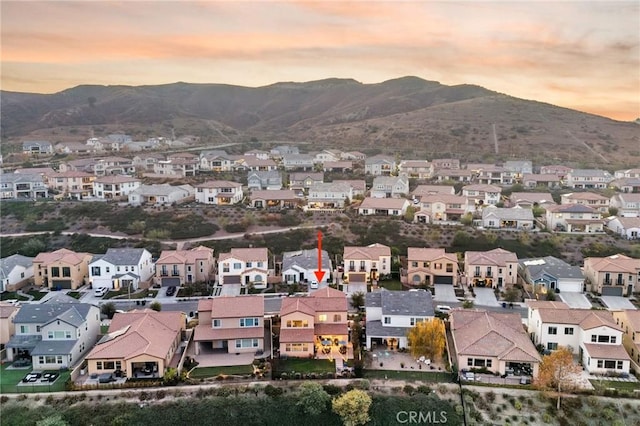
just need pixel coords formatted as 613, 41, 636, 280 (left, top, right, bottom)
93, 156, 136, 176
0, 303, 19, 347
0, 254, 34, 292
476, 166, 515, 185
565, 169, 613, 189
614, 169, 640, 179
522, 174, 562, 189
545, 204, 603, 233
462, 184, 501, 207
341, 151, 366, 161
249, 190, 301, 209
195, 181, 243, 205
526, 301, 629, 375
270, 145, 299, 158
127, 184, 194, 206
432, 158, 460, 170
288, 172, 324, 194
193, 296, 264, 356
610, 178, 640, 194
155, 246, 215, 287
47, 171, 95, 199
607, 216, 640, 240
509, 192, 556, 209
504, 160, 533, 178
540, 165, 572, 179
365, 289, 434, 350
482, 206, 535, 230
561, 192, 610, 214
465, 248, 518, 288
235, 156, 278, 171
518, 256, 584, 294
332, 180, 366, 197
85, 310, 185, 379
610, 193, 640, 217
611, 310, 640, 375
153, 153, 198, 177
452, 310, 541, 378
89, 248, 154, 291
92, 175, 141, 199
6, 301, 100, 370
370, 174, 409, 198
33, 249, 92, 290
244, 149, 270, 160
412, 185, 455, 199
583, 254, 640, 297
0, 173, 48, 199
364, 155, 396, 176
313, 149, 342, 163
281, 249, 332, 285
217, 248, 269, 289
55, 141, 95, 155
279, 287, 349, 359
132, 153, 164, 171
307, 182, 353, 209
247, 170, 283, 191
414, 194, 473, 223
343, 243, 391, 284
432, 169, 474, 183
13, 167, 56, 183
323, 161, 353, 173
282, 153, 314, 171
358, 198, 410, 216
22, 141, 53, 155
199, 150, 235, 172
406, 248, 458, 286
398, 160, 432, 179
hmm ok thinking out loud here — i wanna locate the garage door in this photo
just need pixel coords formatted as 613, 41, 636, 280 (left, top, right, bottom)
434, 275, 453, 285
161, 278, 181, 287
602, 287, 623, 296
52, 280, 72, 289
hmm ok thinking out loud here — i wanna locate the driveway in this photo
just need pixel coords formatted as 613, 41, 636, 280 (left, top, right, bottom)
600, 296, 637, 310
473, 288, 500, 307
220, 284, 241, 296
559, 292, 592, 309
434, 284, 458, 303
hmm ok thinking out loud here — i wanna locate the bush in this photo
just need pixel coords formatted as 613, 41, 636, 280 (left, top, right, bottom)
323, 384, 343, 395
403, 385, 416, 395
264, 384, 283, 398
514, 400, 522, 411
416, 385, 431, 394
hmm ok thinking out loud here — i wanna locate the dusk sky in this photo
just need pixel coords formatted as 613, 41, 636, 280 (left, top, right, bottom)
1, 1, 639, 121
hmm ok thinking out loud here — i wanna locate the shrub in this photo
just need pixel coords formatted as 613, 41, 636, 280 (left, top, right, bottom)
216, 387, 232, 397
514, 400, 522, 411
416, 385, 431, 394
403, 385, 416, 395
155, 390, 166, 400
323, 384, 343, 395
138, 391, 148, 401
485, 390, 496, 403
264, 384, 283, 398
0, 396, 8, 404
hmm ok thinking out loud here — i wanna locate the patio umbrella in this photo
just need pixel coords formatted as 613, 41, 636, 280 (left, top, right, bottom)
338, 340, 348, 345
321, 339, 331, 346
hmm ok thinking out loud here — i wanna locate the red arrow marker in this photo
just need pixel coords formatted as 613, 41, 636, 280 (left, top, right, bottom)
314, 230, 326, 282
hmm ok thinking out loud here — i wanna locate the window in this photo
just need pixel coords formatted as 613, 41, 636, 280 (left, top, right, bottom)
318, 314, 327, 322
233, 263, 242, 270
97, 361, 103, 370
257, 261, 264, 268
412, 261, 418, 268
467, 358, 473, 366
62, 267, 71, 277
212, 319, 221, 328
240, 317, 259, 327
611, 336, 617, 343
486, 360, 492, 368
91, 266, 101, 276
333, 314, 341, 322
434, 263, 443, 270
106, 267, 110, 273
446, 264, 453, 273
591, 335, 597, 342
286, 320, 308, 328
547, 342, 558, 350
384, 317, 391, 324
104, 361, 115, 370
604, 360, 616, 369
19, 325, 29, 334
235, 338, 259, 348
564, 327, 574, 335
597, 335, 611, 343
222, 263, 229, 273
51, 267, 60, 277
548, 327, 557, 335
286, 343, 309, 352
617, 361, 623, 369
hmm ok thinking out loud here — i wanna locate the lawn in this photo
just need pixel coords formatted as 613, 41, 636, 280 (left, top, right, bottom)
378, 280, 404, 291
0, 364, 71, 394
67, 291, 82, 299
590, 379, 640, 392
27, 290, 47, 300
0, 292, 29, 301
189, 365, 254, 378
363, 369, 455, 382
274, 358, 335, 374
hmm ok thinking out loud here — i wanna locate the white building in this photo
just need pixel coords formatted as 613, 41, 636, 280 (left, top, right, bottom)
89, 248, 154, 291
217, 248, 269, 289
0, 254, 34, 292
281, 249, 332, 285
607, 216, 640, 240
195, 181, 243, 205
92, 175, 141, 199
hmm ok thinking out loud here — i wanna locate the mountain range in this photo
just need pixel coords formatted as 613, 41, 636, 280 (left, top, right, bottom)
2, 76, 638, 167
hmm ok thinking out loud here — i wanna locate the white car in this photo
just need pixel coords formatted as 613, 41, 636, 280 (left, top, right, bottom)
94, 287, 108, 297
436, 305, 452, 314
310, 280, 319, 289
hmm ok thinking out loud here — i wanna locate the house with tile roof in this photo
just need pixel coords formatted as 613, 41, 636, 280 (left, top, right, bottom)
411, 185, 455, 198
193, 296, 264, 356
332, 180, 366, 197
313, 149, 342, 164
482, 206, 535, 230
155, 246, 215, 287
33, 249, 92, 290
610, 177, 640, 194
323, 161, 353, 173
452, 310, 541, 377
508, 192, 556, 209
357, 197, 410, 216
343, 243, 391, 284
561, 192, 610, 214
521, 173, 562, 189
432, 158, 460, 170
398, 160, 432, 179
611, 309, 640, 375
199, 150, 235, 172
92, 175, 141, 199
461, 184, 501, 207
217, 248, 269, 289
282, 153, 315, 171
583, 254, 640, 297
235, 156, 278, 171
565, 169, 614, 189
364, 155, 396, 176
518, 256, 584, 294
545, 204, 604, 233
365, 288, 434, 350
22, 140, 53, 155
279, 287, 349, 359
307, 182, 353, 210
406, 248, 459, 286
540, 165, 572, 178
6, 301, 100, 369
0, 173, 49, 200
526, 301, 629, 374
610, 193, 640, 217
465, 248, 518, 288
476, 165, 516, 185
249, 190, 301, 209
0, 254, 34, 292
195, 180, 243, 205
0, 302, 19, 347
127, 184, 194, 206
504, 160, 533, 177
370, 174, 409, 198
47, 171, 96, 199
414, 194, 473, 224
288, 172, 324, 193
282, 249, 332, 286
85, 310, 186, 379
432, 168, 474, 183
89, 248, 154, 291
247, 170, 283, 191
607, 216, 640, 240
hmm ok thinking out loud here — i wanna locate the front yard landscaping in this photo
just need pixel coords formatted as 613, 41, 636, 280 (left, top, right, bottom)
26, 290, 47, 300
0, 292, 29, 301
67, 291, 83, 299
377, 280, 404, 291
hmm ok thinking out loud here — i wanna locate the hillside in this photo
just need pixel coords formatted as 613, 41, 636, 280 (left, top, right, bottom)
2, 77, 638, 167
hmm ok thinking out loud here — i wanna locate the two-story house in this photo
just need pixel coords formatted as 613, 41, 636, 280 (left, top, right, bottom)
610, 193, 640, 217
92, 175, 141, 199
610, 177, 640, 194
545, 204, 603, 233
519, 256, 584, 294
476, 165, 515, 185
217, 248, 269, 289
194, 296, 264, 357
521, 173, 562, 189
89, 248, 154, 291
0, 254, 34, 292
504, 160, 533, 178
155, 246, 215, 287
370, 174, 409, 198
0, 173, 49, 199
406, 247, 458, 286
47, 171, 95, 199
612, 309, 640, 375
313, 149, 342, 164
561, 192, 610, 214
343, 243, 391, 284
281, 249, 332, 286
0, 303, 19, 347
279, 287, 349, 360
282, 153, 314, 171
153, 153, 198, 177
462, 184, 501, 207
247, 170, 283, 191
398, 160, 432, 179
583, 254, 640, 297
33, 249, 92, 290
565, 169, 613, 189
22, 140, 53, 155
526, 301, 630, 374
6, 301, 100, 369
465, 248, 518, 288
307, 182, 353, 209
365, 156, 396, 176
414, 194, 473, 223
365, 289, 434, 350
199, 150, 235, 172
288, 172, 324, 194
431, 158, 460, 171
195, 180, 243, 205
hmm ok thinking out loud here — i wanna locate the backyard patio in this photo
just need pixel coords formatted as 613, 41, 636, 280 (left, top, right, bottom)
367, 348, 447, 372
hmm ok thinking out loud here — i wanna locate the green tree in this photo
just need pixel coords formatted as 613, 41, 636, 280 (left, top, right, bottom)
150, 301, 162, 312
21, 238, 47, 257
406, 319, 446, 360
504, 287, 520, 303
100, 302, 116, 320
404, 206, 416, 222
297, 382, 331, 416
350, 292, 365, 310
36, 415, 69, 426
332, 389, 372, 426
608, 207, 619, 217
460, 213, 473, 226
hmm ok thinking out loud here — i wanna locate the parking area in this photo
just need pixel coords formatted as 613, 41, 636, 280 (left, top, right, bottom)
220, 284, 241, 296
559, 292, 592, 309
600, 296, 637, 310
473, 288, 500, 307
434, 284, 458, 303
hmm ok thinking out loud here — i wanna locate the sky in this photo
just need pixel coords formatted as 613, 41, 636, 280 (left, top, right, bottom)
1, 1, 639, 121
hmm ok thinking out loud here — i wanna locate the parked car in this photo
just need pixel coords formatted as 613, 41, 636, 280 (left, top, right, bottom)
436, 305, 452, 314
310, 280, 319, 289
166, 286, 176, 296
94, 287, 108, 297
